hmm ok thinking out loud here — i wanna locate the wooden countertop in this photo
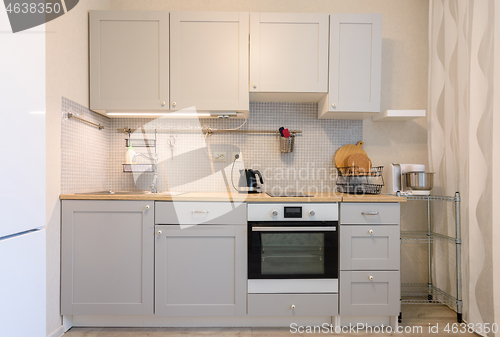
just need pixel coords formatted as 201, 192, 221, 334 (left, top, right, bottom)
60, 192, 406, 202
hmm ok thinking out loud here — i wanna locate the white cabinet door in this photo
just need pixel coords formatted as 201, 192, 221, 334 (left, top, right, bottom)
155, 224, 247, 316
319, 14, 382, 119
340, 271, 400, 316
170, 12, 249, 112
0, 230, 45, 337
61, 201, 154, 315
340, 225, 400, 271
90, 11, 169, 113
250, 13, 328, 93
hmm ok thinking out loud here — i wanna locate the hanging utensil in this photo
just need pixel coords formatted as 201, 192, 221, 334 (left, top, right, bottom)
168, 134, 176, 160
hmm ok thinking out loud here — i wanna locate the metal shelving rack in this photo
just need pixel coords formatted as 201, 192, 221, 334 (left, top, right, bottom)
122, 129, 157, 173
399, 192, 462, 323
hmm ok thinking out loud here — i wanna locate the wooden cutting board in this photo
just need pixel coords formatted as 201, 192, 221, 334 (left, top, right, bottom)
334, 141, 367, 168
346, 153, 372, 174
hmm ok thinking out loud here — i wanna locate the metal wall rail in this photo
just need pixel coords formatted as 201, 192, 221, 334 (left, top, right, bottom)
116, 127, 302, 136
67, 112, 104, 130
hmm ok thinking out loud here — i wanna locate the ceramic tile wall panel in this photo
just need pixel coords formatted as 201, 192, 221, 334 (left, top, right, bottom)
61, 97, 110, 193
62, 100, 362, 193
108, 102, 362, 193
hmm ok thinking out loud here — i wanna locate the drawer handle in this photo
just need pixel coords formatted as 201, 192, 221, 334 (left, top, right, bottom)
192, 210, 209, 214
369, 276, 374, 280
291, 305, 295, 309
368, 230, 374, 234
361, 211, 379, 216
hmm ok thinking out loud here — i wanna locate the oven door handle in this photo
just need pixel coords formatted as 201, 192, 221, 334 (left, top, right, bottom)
252, 227, 336, 232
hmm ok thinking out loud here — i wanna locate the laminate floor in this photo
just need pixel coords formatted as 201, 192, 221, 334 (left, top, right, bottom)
64, 305, 478, 336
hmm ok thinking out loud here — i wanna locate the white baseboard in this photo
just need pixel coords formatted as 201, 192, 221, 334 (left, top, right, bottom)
47, 325, 65, 337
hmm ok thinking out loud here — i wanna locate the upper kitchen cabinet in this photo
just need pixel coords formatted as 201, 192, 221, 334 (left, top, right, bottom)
89, 11, 169, 114
318, 14, 382, 119
170, 11, 249, 113
249, 13, 329, 101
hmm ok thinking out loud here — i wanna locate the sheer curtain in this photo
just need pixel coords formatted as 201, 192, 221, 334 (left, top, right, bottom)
428, 0, 500, 330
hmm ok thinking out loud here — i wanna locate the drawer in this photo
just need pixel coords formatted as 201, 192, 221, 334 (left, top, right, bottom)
340, 271, 400, 316
248, 294, 338, 316
340, 203, 400, 225
155, 202, 246, 225
340, 225, 400, 271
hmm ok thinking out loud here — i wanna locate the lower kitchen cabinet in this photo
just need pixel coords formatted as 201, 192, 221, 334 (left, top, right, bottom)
340, 271, 400, 316
339, 202, 401, 318
61, 200, 154, 315
248, 294, 338, 317
340, 225, 400, 270
155, 224, 247, 316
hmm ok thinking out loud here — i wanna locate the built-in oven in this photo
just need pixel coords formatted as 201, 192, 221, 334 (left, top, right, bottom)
247, 203, 339, 294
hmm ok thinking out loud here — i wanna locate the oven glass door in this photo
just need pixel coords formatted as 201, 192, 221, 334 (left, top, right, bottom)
248, 222, 338, 279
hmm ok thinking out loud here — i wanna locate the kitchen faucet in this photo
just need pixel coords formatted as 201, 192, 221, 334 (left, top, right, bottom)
133, 152, 158, 193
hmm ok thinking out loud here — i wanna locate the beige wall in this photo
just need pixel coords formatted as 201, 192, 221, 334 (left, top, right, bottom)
45, 1, 110, 335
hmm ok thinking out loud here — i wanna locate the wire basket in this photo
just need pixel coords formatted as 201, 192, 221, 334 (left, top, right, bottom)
279, 135, 295, 153
125, 138, 156, 148
122, 164, 154, 173
336, 166, 384, 195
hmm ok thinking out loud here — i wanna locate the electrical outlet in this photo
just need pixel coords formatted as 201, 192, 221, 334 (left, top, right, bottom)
232, 152, 243, 161
213, 152, 226, 161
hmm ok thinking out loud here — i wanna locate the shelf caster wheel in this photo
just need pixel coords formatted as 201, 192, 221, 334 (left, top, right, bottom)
398, 312, 402, 324
457, 313, 463, 323
428, 294, 433, 302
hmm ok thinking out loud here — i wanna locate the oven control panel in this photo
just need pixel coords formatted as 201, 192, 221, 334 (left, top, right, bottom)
248, 203, 339, 221
284, 206, 302, 218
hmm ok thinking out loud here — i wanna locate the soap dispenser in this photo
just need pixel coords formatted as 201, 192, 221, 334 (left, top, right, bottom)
125, 143, 136, 164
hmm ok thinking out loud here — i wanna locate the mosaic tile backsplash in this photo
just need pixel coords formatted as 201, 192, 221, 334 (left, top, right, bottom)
61, 97, 110, 193
61, 98, 362, 194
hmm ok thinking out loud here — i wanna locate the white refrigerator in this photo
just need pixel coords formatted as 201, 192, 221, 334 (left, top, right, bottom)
0, 7, 46, 337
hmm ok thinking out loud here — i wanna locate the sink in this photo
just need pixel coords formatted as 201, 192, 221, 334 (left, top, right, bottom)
75, 191, 186, 196
75, 191, 151, 195
156, 191, 186, 196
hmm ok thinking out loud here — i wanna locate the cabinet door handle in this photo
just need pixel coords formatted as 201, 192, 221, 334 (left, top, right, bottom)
160, 101, 166, 107
368, 230, 374, 234
157, 230, 162, 235
361, 211, 379, 215
291, 305, 295, 309
331, 103, 336, 108
192, 210, 209, 214
369, 276, 374, 280
172, 102, 177, 107
145, 205, 150, 210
